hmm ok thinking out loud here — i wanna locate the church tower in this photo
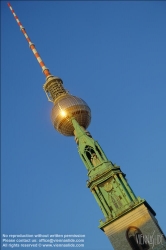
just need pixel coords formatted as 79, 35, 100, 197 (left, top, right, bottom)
72, 119, 166, 250
7, 2, 166, 250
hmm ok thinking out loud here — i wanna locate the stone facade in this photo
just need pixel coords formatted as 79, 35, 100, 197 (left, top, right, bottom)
103, 203, 166, 250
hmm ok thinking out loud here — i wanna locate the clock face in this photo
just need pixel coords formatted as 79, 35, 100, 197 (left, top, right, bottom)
104, 181, 113, 192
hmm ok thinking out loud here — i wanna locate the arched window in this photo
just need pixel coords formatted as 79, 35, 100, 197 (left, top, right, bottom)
126, 227, 149, 250
84, 146, 101, 167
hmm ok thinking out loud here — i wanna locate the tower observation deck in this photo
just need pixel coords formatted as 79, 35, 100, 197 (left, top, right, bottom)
7, 3, 166, 250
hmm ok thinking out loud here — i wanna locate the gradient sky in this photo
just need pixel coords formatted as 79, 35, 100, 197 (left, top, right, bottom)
1, 1, 166, 250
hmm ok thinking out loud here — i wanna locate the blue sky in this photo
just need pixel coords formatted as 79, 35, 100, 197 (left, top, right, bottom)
1, 1, 166, 249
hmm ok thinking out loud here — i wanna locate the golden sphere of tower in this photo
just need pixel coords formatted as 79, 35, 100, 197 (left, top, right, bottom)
51, 94, 91, 136
43, 76, 91, 136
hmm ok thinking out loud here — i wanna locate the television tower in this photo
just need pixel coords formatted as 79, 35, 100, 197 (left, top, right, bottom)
8, 3, 166, 250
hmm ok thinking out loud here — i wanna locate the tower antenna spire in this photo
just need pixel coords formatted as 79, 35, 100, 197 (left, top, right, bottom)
7, 2, 51, 79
